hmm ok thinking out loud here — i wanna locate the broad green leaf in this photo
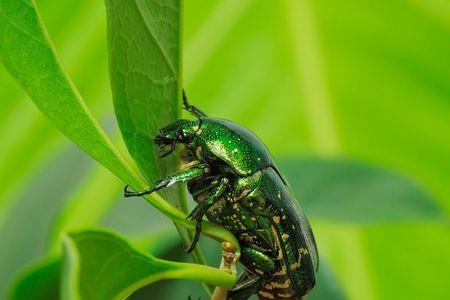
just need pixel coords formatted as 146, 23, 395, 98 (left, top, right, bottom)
61, 229, 235, 300
105, 3, 219, 291
9, 230, 180, 300
105, 0, 184, 237
9, 258, 60, 300
106, 0, 182, 192
0, 0, 141, 194
279, 157, 444, 223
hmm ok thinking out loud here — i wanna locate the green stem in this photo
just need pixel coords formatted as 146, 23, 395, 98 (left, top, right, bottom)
147, 189, 240, 251
158, 259, 236, 288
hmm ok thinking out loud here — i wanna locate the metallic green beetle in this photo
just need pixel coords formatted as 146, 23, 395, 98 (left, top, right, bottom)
125, 93, 318, 300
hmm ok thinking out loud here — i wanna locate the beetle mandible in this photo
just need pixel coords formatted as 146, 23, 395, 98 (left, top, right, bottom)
125, 92, 318, 300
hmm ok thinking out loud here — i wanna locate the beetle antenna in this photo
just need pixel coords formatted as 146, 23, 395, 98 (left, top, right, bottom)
182, 90, 208, 118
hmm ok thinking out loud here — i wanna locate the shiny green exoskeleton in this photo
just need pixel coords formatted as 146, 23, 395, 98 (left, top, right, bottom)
125, 92, 318, 300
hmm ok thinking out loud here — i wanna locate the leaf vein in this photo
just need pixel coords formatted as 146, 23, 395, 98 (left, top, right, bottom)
132, 0, 176, 76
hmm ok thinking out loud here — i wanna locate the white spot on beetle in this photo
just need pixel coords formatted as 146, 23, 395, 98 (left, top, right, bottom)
271, 279, 291, 289
254, 269, 264, 275
277, 292, 293, 298
259, 291, 274, 299
274, 266, 287, 275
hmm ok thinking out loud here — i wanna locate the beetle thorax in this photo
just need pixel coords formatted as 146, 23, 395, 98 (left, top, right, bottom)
192, 118, 276, 176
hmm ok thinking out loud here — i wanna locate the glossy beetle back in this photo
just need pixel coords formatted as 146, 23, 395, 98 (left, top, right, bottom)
196, 118, 277, 176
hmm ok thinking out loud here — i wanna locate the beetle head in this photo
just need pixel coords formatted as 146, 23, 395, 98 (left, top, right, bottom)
155, 119, 200, 158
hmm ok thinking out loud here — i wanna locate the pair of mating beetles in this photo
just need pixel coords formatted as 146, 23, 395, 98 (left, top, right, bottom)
125, 93, 318, 300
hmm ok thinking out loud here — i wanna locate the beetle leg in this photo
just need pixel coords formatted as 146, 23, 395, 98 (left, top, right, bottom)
124, 164, 210, 197
183, 90, 208, 118
185, 215, 203, 253
188, 175, 221, 198
187, 177, 228, 220
228, 275, 265, 300
228, 247, 277, 300
185, 177, 229, 252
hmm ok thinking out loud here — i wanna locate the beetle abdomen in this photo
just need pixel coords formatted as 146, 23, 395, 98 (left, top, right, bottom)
258, 168, 318, 297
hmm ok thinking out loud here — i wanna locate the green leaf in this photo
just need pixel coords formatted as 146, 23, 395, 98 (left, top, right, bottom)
0, 0, 141, 192
61, 229, 235, 300
9, 258, 60, 300
12, 230, 352, 300
279, 157, 444, 223
9, 230, 180, 300
106, 0, 182, 189
105, 5, 224, 291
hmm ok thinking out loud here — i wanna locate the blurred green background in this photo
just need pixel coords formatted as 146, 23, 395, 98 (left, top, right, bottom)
0, 0, 449, 299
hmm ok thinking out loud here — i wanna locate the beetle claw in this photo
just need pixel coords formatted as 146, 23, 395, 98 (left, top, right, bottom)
185, 243, 195, 253
186, 204, 204, 221
123, 185, 133, 197
185, 226, 201, 253
123, 185, 157, 198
